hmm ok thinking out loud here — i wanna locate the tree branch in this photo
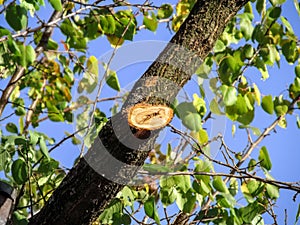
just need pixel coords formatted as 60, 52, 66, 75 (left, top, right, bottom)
0, 8, 65, 118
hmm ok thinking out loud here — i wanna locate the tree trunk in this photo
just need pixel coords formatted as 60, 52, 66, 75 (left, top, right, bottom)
28, 0, 249, 224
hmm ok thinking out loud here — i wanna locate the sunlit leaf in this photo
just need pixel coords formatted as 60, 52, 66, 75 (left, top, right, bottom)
266, 184, 279, 199
216, 193, 236, 208
210, 98, 223, 115
253, 83, 261, 106
160, 187, 177, 207
99, 199, 123, 224
261, 95, 274, 114
106, 70, 121, 91
143, 12, 158, 32
212, 176, 228, 193
259, 146, 272, 170
221, 85, 237, 106
48, 0, 62, 11
157, 4, 173, 19
176, 102, 202, 131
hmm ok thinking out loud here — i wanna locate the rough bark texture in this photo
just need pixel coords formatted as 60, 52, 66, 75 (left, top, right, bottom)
28, 0, 249, 224
0, 181, 16, 225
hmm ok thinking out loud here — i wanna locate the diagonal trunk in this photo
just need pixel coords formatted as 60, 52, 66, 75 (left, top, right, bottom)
28, 1, 249, 224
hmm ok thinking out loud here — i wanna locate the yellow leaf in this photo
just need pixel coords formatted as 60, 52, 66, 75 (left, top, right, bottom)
253, 83, 261, 106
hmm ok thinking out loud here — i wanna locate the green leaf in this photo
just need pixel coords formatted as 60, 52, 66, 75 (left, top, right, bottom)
114, 11, 136, 41
243, 44, 254, 59
106, 70, 121, 91
261, 95, 274, 114
282, 40, 299, 64
60, 20, 75, 36
239, 201, 264, 223
99, 15, 116, 34
157, 4, 173, 19
256, 0, 266, 15
266, 184, 279, 199
173, 175, 191, 193
176, 102, 202, 131
5, 4, 27, 31
6, 122, 18, 133
274, 96, 289, 116
144, 196, 160, 225
258, 146, 272, 170
175, 189, 196, 213
216, 193, 236, 208
248, 159, 257, 172
15, 106, 26, 116
294, 0, 300, 16
247, 179, 264, 196
12, 211, 28, 225
12, 159, 28, 185
29, 130, 39, 145
270, 0, 286, 5
297, 115, 300, 129
48, 0, 62, 11
160, 176, 176, 189
221, 85, 237, 106
143, 164, 170, 173
251, 126, 261, 136
212, 176, 228, 193
26, 45, 36, 66
99, 199, 123, 224
237, 109, 254, 125
258, 64, 269, 80
160, 187, 177, 207
280, 16, 294, 33
269, 6, 281, 19
229, 178, 238, 196
48, 112, 64, 122
192, 93, 206, 117
143, 12, 158, 32
198, 128, 209, 144
295, 203, 300, 225
236, 94, 248, 115
214, 39, 226, 52
209, 98, 222, 115
39, 136, 50, 160
239, 13, 254, 40
195, 57, 213, 78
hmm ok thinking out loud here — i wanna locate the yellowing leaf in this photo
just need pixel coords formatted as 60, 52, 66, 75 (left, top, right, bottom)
87, 56, 98, 78
253, 83, 261, 105
198, 128, 208, 144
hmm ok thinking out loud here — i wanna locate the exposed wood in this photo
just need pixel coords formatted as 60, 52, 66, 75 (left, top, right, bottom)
28, 1, 249, 224
128, 103, 173, 130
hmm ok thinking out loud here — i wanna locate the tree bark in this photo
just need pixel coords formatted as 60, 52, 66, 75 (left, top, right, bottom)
28, 0, 249, 224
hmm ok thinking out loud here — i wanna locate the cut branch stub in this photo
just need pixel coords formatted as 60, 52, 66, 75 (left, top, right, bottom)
128, 103, 173, 130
